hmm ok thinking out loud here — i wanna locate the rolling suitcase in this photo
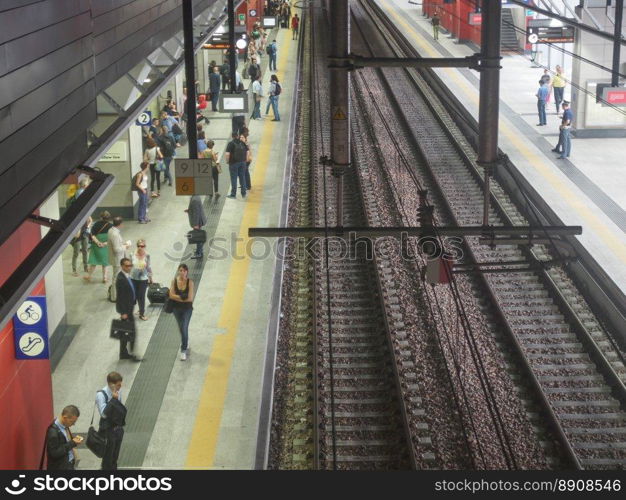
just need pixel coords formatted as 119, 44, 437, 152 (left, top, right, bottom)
147, 283, 169, 304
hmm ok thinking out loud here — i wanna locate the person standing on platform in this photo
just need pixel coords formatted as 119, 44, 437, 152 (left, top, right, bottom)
251, 74, 264, 120
266, 74, 282, 121
85, 211, 112, 283
203, 140, 221, 196
551, 65, 566, 114
143, 137, 163, 198
135, 162, 150, 224
186, 195, 207, 259
45, 405, 82, 470
232, 111, 246, 136
431, 11, 440, 40
220, 60, 230, 91
240, 130, 253, 192
225, 132, 250, 199
209, 66, 221, 112
553, 101, 573, 159
535, 79, 549, 126
115, 258, 140, 361
108, 218, 131, 302
248, 57, 261, 84
156, 126, 176, 186
169, 264, 195, 361
130, 239, 152, 321
97, 372, 128, 470
71, 216, 91, 277
291, 13, 300, 40
267, 39, 278, 72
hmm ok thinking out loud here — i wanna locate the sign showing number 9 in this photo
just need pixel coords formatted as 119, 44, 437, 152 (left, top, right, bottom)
181, 163, 188, 173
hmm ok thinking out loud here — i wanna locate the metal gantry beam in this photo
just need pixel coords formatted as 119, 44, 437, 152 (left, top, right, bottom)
329, 53, 481, 69
612, 0, 624, 87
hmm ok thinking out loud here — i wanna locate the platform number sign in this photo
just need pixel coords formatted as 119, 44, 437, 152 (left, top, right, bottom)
174, 159, 214, 196
135, 110, 152, 126
13, 296, 49, 360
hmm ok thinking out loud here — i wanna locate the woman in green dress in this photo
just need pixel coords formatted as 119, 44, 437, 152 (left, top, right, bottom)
84, 211, 112, 283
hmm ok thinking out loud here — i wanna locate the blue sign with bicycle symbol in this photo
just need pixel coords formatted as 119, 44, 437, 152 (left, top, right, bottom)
13, 296, 49, 360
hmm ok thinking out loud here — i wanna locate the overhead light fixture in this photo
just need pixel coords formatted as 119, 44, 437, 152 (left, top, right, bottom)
236, 38, 247, 49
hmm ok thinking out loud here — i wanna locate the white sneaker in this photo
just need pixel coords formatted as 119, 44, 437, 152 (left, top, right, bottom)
180, 351, 187, 361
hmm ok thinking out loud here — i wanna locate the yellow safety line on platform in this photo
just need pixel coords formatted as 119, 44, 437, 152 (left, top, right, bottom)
185, 29, 293, 469
379, 0, 626, 264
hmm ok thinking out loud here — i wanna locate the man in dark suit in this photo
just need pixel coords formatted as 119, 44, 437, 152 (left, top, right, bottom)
45, 405, 83, 470
209, 65, 221, 112
186, 195, 207, 259
116, 258, 140, 361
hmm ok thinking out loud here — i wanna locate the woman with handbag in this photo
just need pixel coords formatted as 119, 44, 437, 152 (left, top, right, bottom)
84, 211, 112, 283
203, 139, 221, 196
169, 264, 195, 361
130, 239, 152, 321
143, 137, 163, 198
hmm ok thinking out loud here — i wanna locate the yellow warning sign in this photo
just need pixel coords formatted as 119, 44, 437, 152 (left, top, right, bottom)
332, 107, 347, 120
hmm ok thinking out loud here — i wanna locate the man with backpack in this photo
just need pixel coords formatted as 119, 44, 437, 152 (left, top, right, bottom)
225, 132, 250, 199
96, 372, 128, 470
156, 126, 176, 186
220, 60, 231, 91
267, 39, 278, 72
266, 74, 282, 121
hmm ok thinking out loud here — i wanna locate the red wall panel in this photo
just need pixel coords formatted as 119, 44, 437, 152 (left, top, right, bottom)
424, 0, 481, 45
0, 223, 53, 469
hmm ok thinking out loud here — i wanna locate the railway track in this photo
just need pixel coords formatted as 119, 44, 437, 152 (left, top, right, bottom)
353, 0, 626, 469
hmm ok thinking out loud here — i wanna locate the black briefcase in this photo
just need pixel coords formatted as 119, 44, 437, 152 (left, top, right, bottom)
147, 283, 169, 304
110, 319, 136, 342
187, 229, 207, 244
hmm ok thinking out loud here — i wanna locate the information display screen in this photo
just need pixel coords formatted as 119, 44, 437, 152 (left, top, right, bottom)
263, 17, 277, 28
219, 93, 249, 113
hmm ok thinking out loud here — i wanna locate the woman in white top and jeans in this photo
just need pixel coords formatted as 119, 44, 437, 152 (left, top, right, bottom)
130, 239, 152, 320
143, 137, 163, 198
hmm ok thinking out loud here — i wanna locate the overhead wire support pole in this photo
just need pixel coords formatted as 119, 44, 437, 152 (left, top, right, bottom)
183, 0, 198, 160
613, 0, 624, 87
329, 0, 351, 227
477, 0, 502, 228
228, 0, 237, 93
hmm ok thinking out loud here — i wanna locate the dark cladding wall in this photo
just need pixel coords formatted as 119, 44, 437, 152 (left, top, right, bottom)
0, 0, 215, 247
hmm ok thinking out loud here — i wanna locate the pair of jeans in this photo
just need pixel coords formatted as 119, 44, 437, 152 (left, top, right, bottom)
211, 90, 219, 111
71, 236, 89, 273
537, 100, 547, 125
265, 95, 280, 120
245, 162, 252, 190
162, 157, 173, 184
137, 190, 148, 222
561, 127, 571, 157
173, 307, 193, 352
251, 98, 261, 119
132, 279, 148, 316
149, 163, 161, 191
269, 54, 277, 71
101, 427, 124, 470
229, 162, 247, 197
553, 86, 564, 113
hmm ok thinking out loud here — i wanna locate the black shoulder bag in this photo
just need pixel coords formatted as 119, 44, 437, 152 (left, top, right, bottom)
85, 391, 108, 458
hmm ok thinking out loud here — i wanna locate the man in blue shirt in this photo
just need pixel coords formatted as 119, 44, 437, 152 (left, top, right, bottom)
552, 101, 573, 159
536, 79, 549, 126
45, 405, 83, 470
97, 372, 127, 470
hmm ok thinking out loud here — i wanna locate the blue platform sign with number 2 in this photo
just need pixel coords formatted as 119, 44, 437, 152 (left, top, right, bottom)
135, 111, 152, 126
13, 296, 49, 360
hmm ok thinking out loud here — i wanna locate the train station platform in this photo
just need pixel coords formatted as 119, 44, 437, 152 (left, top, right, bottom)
50, 21, 299, 469
379, 0, 626, 295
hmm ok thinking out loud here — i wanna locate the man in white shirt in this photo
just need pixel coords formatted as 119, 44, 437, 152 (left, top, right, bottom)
251, 75, 264, 120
